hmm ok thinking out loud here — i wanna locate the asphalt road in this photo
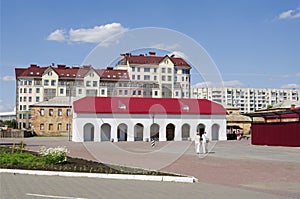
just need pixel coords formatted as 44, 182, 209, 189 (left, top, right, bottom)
1, 173, 290, 199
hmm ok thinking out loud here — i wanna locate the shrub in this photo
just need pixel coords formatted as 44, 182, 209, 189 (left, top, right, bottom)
39, 146, 69, 164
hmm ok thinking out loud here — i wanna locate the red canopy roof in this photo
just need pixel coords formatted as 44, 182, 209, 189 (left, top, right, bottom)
73, 97, 226, 115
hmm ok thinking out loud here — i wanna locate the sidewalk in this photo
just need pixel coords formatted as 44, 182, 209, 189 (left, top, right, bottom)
1, 137, 300, 198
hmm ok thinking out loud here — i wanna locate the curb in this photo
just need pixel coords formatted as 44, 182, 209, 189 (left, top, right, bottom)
0, 169, 198, 183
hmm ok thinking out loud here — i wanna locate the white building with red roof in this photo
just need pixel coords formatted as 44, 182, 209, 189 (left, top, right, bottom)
72, 97, 227, 142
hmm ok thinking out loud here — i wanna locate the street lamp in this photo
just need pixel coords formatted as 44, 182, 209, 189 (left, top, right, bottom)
67, 83, 71, 141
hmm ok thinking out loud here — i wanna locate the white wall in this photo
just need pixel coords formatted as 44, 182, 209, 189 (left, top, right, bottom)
72, 113, 226, 142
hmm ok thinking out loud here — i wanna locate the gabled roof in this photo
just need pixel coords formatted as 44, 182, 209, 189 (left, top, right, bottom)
119, 54, 191, 68
73, 97, 226, 115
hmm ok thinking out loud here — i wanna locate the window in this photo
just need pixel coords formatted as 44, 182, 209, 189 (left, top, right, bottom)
58, 109, 62, 116
51, 80, 56, 86
132, 67, 135, 72
168, 68, 172, 73
78, 89, 82, 95
24, 97, 27, 102
28, 88, 32, 93
40, 109, 44, 116
57, 123, 62, 131
67, 109, 71, 116
20, 88, 22, 93
162, 76, 166, 81
137, 75, 140, 80
40, 124, 44, 130
154, 91, 158, 96
124, 90, 128, 95
19, 114, 22, 119
144, 75, 150, 80
36, 97, 40, 102
132, 90, 136, 95
101, 89, 105, 95
119, 90, 123, 95
28, 80, 32, 85
29, 97, 32, 102
20, 97, 22, 102
154, 68, 157, 73
168, 76, 172, 81
23, 105, 26, 110
36, 88, 40, 93
48, 124, 53, 131
24, 81, 27, 85
138, 90, 141, 96
44, 80, 49, 86
137, 67, 140, 72
89, 73, 94, 77
182, 76, 184, 81
24, 88, 27, 93
144, 68, 150, 72
66, 123, 70, 131
154, 76, 157, 81
49, 109, 53, 116
93, 81, 97, 87
176, 92, 179, 97
48, 71, 52, 76
132, 75, 135, 80
162, 68, 166, 73
20, 105, 22, 110
60, 88, 64, 94
86, 81, 91, 87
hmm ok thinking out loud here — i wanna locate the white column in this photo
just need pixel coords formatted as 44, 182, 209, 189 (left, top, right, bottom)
159, 123, 166, 141
174, 123, 181, 141
111, 123, 118, 142
144, 123, 151, 142
127, 123, 134, 141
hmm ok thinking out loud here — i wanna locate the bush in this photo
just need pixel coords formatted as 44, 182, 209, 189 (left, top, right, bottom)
39, 146, 69, 164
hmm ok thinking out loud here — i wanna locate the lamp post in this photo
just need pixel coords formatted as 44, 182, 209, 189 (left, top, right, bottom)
68, 83, 71, 141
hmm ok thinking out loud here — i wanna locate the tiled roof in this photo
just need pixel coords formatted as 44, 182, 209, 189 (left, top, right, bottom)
15, 65, 129, 80
73, 97, 226, 115
120, 54, 190, 68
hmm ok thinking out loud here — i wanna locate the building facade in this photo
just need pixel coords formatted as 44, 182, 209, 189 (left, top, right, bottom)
15, 52, 191, 130
192, 87, 300, 113
72, 97, 227, 142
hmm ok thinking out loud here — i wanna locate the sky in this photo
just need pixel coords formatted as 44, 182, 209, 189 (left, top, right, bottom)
0, 0, 300, 112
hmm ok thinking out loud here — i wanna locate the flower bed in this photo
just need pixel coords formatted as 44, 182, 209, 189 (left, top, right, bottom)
0, 145, 178, 176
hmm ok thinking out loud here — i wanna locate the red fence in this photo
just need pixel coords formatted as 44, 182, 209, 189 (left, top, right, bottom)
251, 122, 300, 147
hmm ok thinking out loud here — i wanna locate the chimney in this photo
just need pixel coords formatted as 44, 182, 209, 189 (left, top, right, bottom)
291, 104, 296, 110
57, 64, 66, 68
149, 52, 156, 56
30, 64, 38, 68
120, 53, 126, 60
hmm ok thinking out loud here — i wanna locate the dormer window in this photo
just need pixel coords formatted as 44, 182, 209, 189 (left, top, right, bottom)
66, 74, 70, 76
36, 72, 40, 75
30, 72, 33, 75
118, 103, 126, 110
61, 74, 64, 76
182, 105, 189, 111
72, 74, 76, 77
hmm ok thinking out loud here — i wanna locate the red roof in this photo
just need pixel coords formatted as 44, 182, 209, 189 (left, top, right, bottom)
15, 65, 129, 80
96, 69, 129, 80
123, 54, 190, 68
73, 97, 226, 115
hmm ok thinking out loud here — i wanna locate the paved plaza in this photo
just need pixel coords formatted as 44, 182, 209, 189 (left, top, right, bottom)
1, 137, 300, 198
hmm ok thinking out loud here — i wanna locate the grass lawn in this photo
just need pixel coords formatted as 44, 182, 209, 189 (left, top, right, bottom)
0, 144, 178, 176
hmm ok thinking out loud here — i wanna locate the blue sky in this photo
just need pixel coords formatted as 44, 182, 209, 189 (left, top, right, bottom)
1, 0, 300, 112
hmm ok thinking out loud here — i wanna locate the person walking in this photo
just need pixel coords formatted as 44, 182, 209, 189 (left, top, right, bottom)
195, 132, 201, 154
202, 132, 209, 154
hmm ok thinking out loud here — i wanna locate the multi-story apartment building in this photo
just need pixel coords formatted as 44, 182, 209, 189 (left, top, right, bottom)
116, 52, 191, 98
192, 87, 300, 113
15, 64, 129, 129
15, 52, 192, 130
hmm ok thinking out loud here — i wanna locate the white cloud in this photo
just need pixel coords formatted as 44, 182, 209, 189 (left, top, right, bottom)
281, 83, 300, 89
47, 23, 128, 46
193, 80, 245, 88
1, 75, 15, 81
47, 29, 66, 41
278, 8, 300, 19
296, 72, 300, 77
